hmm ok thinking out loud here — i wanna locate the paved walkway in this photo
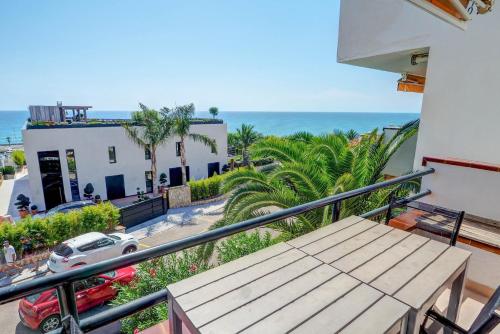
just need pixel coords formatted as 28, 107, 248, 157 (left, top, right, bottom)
127, 199, 226, 242
0, 170, 30, 219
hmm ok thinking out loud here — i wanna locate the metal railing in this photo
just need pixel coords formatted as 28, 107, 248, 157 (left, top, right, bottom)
0, 168, 435, 333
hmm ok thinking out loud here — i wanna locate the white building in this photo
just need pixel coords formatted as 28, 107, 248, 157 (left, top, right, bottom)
338, 0, 500, 223
338, 0, 500, 295
23, 120, 227, 211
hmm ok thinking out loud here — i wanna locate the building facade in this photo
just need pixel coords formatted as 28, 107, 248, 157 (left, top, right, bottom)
338, 0, 500, 222
23, 121, 227, 211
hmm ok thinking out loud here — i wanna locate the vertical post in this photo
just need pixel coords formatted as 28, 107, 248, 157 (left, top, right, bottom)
331, 201, 341, 223
57, 283, 79, 325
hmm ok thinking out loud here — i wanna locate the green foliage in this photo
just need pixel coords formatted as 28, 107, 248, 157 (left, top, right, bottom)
11, 150, 26, 166
208, 106, 219, 119
159, 173, 167, 185
221, 121, 419, 237
0, 166, 15, 175
230, 124, 262, 166
112, 250, 209, 333
217, 231, 275, 264
0, 202, 120, 251
15, 194, 30, 211
83, 183, 94, 199
189, 175, 223, 202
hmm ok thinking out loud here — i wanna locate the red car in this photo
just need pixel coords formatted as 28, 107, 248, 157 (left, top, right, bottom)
18, 266, 136, 333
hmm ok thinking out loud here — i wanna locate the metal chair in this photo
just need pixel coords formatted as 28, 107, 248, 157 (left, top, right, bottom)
420, 286, 500, 334
385, 195, 465, 246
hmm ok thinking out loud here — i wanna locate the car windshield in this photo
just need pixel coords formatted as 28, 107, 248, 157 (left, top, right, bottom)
54, 243, 73, 257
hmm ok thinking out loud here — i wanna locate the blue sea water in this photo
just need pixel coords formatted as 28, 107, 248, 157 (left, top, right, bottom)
0, 110, 419, 144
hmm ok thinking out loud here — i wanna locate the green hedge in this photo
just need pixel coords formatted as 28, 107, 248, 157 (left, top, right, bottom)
0, 202, 120, 251
0, 166, 15, 175
189, 174, 223, 202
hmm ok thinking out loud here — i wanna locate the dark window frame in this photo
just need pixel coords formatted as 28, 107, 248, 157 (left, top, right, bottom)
175, 142, 181, 157
108, 146, 117, 164
145, 171, 153, 193
145, 146, 151, 160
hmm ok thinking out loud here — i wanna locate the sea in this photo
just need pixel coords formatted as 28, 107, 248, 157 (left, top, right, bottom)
0, 110, 419, 145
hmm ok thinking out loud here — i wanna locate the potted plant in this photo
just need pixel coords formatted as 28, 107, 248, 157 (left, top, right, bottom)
30, 205, 38, 215
83, 183, 94, 200
159, 173, 168, 193
15, 194, 31, 218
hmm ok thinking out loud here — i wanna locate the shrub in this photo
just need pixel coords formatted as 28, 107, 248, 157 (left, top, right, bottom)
11, 150, 26, 167
217, 230, 275, 264
15, 194, 31, 211
159, 173, 167, 186
0, 202, 120, 251
83, 183, 94, 199
189, 175, 223, 202
112, 250, 209, 333
1, 166, 15, 175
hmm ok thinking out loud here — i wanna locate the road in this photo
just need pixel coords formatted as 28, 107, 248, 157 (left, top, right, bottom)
0, 201, 224, 333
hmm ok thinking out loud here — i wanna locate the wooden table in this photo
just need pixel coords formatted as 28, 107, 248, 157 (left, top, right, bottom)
167, 216, 470, 334
167, 242, 410, 334
288, 216, 471, 334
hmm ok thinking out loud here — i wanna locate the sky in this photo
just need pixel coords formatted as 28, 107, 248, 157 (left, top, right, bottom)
0, 1, 422, 113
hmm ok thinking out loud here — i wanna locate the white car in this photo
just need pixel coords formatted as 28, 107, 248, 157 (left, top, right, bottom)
47, 232, 139, 273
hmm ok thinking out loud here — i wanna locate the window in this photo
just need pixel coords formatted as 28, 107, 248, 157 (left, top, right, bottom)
77, 242, 98, 252
176, 142, 181, 157
145, 146, 151, 160
211, 144, 216, 154
108, 146, 117, 163
96, 238, 115, 248
66, 149, 81, 201
145, 171, 153, 193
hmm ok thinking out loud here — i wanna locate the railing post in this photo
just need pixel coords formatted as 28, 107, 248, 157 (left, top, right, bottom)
331, 200, 341, 223
57, 282, 79, 326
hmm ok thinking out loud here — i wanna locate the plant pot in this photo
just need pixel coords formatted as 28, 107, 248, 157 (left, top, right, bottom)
19, 209, 29, 218
31, 209, 38, 215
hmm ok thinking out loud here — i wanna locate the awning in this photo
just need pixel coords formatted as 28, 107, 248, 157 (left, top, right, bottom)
406, 0, 494, 29
397, 73, 426, 93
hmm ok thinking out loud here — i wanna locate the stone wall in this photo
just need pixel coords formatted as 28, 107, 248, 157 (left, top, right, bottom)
168, 185, 191, 208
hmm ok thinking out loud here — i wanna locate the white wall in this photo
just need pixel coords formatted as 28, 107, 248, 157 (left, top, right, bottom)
338, 0, 500, 221
382, 128, 418, 177
23, 123, 227, 211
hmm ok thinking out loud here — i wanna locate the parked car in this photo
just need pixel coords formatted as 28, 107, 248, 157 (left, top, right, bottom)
18, 266, 136, 333
47, 232, 139, 273
36, 200, 96, 218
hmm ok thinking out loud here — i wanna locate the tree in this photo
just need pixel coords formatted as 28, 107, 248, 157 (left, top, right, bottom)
208, 106, 219, 119
11, 150, 26, 167
161, 104, 217, 186
15, 194, 30, 211
6, 136, 11, 146
123, 104, 172, 195
219, 121, 419, 237
234, 124, 261, 166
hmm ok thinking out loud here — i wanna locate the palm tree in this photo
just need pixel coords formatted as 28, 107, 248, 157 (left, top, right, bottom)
161, 103, 217, 185
220, 120, 419, 236
209, 107, 219, 119
234, 124, 261, 166
123, 104, 172, 195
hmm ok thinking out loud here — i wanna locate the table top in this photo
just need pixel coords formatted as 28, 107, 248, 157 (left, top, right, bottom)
167, 216, 471, 333
287, 215, 472, 310
168, 242, 409, 334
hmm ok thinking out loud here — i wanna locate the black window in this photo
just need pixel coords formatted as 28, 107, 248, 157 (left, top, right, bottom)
211, 145, 216, 154
96, 238, 115, 248
54, 243, 73, 257
108, 146, 117, 163
84, 277, 106, 288
77, 241, 98, 252
145, 171, 153, 193
176, 142, 181, 157
145, 146, 151, 160
66, 149, 81, 201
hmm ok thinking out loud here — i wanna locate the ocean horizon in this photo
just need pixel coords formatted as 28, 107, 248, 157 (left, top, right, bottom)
0, 110, 419, 144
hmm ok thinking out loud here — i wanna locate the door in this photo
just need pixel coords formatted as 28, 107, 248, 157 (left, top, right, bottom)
81, 277, 114, 309
169, 166, 190, 187
93, 237, 118, 261
207, 162, 220, 177
38, 151, 66, 210
105, 174, 125, 200
145, 171, 153, 193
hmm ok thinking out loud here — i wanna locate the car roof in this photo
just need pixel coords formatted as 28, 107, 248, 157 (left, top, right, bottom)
65, 232, 107, 247
50, 200, 94, 211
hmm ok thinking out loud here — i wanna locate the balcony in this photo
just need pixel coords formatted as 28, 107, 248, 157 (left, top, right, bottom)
0, 168, 498, 333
